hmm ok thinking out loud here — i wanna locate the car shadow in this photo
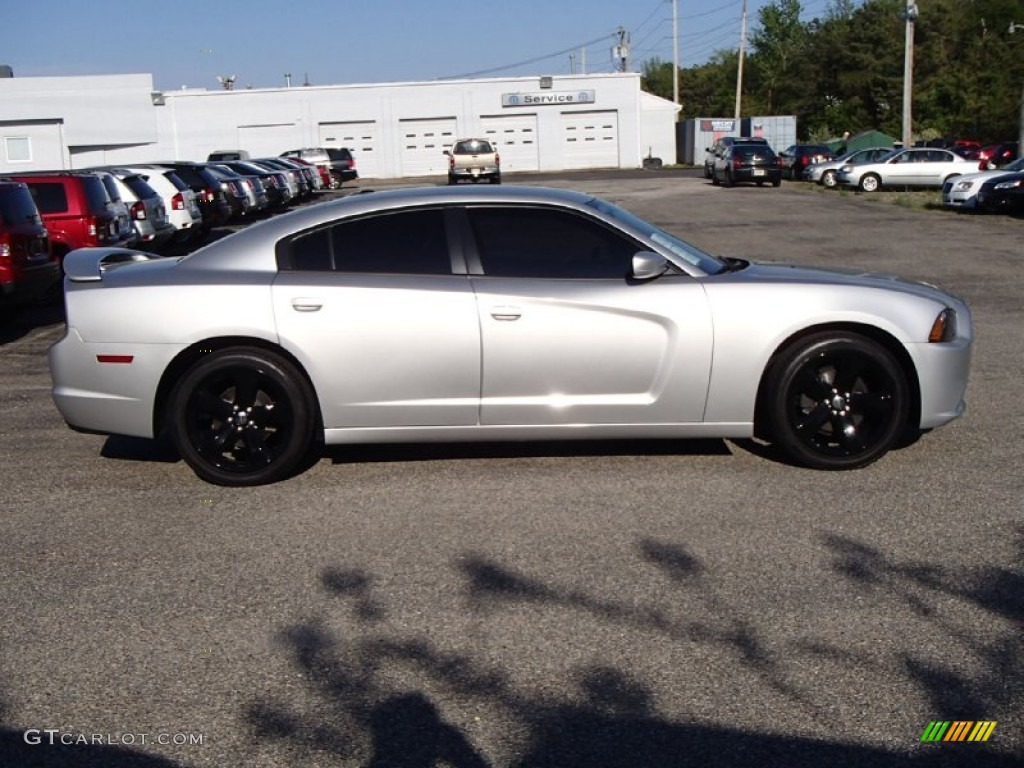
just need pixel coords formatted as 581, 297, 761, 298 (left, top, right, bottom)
0, 301, 64, 346
100, 435, 181, 464
324, 438, 732, 465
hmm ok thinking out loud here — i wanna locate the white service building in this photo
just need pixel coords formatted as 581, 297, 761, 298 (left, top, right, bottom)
0, 72, 679, 179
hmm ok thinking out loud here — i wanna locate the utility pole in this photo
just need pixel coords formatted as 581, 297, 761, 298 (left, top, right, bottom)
734, 0, 748, 121
672, 0, 679, 106
613, 26, 630, 72
901, 1, 918, 148
1011, 23, 1024, 152
569, 53, 576, 75
581, 47, 586, 75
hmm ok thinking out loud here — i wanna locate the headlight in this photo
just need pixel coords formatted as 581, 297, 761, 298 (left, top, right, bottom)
994, 179, 1023, 190
954, 180, 973, 191
928, 308, 957, 343
839, 165, 853, 173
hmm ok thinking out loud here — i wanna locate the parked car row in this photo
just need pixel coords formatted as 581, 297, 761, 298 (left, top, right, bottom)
0, 151, 350, 318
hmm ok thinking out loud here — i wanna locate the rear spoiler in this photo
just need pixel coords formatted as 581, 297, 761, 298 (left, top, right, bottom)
63, 247, 159, 283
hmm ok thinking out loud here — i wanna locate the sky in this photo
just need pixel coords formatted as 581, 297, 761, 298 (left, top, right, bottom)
1, 0, 837, 92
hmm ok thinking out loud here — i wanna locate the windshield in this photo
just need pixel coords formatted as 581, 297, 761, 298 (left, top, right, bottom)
585, 197, 725, 275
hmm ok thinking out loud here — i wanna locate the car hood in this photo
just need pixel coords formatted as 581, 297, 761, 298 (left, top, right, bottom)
728, 261, 960, 304
949, 169, 1011, 185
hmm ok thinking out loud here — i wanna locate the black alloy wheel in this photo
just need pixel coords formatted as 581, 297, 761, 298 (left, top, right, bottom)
170, 348, 317, 485
767, 333, 909, 469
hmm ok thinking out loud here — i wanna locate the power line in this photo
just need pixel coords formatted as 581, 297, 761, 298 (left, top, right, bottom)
438, 32, 617, 79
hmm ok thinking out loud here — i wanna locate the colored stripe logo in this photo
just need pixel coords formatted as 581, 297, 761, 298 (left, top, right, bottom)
921, 721, 997, 742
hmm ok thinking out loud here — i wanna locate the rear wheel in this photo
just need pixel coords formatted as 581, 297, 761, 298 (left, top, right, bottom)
169, 348, 318, 486
766, 333, 909, 470
723, 169, 734, 188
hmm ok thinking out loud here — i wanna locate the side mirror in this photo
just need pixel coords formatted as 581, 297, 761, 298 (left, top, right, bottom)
631, 251, 670, 281
443, 150, 451, 156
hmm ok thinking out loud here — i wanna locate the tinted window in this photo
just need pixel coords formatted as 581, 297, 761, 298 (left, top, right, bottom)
97, 174, 123, 202
26, 182, 69, 214
81, 177, 112, 213
468, 206, 638, 279
169, 166, 205, 189
122, 175, 159, 199
163, 171, 190, 191
0, 186, 42, 225
325, 148, 352, 161
284, 209, 450, 275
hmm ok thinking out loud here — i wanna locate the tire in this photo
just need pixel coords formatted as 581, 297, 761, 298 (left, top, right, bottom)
771, 179, 781, 188
756, 181, 764, 187
490, 174, 501, 184
723, 169, 734, 188
704, 164, 712, 180
859, 173, 881, 193
711, 170, 720, 186
169, 347, 318, 486
821, 170, 837, 188
447, 175, 457, 186
765, 333, 909, 470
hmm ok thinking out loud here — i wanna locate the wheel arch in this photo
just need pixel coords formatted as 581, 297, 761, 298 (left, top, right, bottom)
753, 322, 921, 440
152, 336, 322, 437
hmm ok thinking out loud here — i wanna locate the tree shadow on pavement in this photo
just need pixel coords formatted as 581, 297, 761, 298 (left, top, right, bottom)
242, 533, 1022, 766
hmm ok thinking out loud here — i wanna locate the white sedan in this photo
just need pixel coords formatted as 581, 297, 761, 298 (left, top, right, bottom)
941, 157, 1024, 209
836, 148, 975, 192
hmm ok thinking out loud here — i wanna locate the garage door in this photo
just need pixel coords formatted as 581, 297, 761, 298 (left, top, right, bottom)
399, 118, 457, 177
480, 114, 539, 172
319, 121, 379, 178
561, 111, 619, 170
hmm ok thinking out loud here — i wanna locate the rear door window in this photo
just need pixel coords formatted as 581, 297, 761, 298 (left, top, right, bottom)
26, 182, 69, 214
280, 208, 452, 275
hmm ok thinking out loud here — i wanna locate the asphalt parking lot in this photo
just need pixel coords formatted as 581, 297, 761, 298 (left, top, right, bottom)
1, 171, 1021, 767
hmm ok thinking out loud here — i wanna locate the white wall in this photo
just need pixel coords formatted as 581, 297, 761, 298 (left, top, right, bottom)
0, 72, 677, 179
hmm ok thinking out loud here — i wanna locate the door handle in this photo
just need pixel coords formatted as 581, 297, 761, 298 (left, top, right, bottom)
291, 298, 323, 312
490, 306, 522, 321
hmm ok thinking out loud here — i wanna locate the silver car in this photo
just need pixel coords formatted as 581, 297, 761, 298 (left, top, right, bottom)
806, 147, 893, 188
836, 147, 975, 192
50, 186, 972, 486
941, 157, 1024, 209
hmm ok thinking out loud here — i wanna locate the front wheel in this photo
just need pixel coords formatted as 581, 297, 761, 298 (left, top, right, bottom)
169, 348, 318, 485
859, 173, 881, 193
821, 170, 837, 188
765, 333, 909, 470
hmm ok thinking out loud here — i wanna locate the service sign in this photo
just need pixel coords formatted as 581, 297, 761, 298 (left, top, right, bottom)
502, 90, 596, 107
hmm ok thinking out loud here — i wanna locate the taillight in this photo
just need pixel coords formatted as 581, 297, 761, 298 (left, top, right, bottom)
0, 233, 10, 259
131, 201, 146, 220
449, 154, 455, 170
171, 192, 185, 210
88, 218, 98, 237
495, 152, 500, 167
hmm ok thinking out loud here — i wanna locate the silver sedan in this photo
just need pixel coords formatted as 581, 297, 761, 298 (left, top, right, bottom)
836, 147, 976, 192
50, 186, 973, 485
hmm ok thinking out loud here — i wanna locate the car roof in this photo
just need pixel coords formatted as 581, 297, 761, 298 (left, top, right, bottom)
181, 185, 596, 273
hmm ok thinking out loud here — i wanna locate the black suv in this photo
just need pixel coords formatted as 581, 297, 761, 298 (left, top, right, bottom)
704, 137, 769, 178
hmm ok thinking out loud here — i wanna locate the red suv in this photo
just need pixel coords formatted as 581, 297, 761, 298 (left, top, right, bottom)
6, 172, 134, 264
0, 181, 59, 317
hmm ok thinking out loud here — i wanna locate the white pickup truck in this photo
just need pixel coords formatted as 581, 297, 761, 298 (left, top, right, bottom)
445, 138, 501, 184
